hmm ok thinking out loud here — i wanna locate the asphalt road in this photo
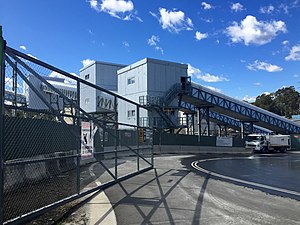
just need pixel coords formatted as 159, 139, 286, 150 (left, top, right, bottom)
194, 153, 300, 198
103, 153, 300, 225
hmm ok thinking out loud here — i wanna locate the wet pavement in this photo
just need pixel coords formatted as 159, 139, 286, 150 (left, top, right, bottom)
196, 152, 300, 196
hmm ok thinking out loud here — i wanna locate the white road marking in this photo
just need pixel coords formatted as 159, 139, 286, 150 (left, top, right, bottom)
191, 158, 300, 197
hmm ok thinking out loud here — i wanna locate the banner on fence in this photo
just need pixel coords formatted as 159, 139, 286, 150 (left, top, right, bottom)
216, 136, 233, 147
81, 121, 96, 158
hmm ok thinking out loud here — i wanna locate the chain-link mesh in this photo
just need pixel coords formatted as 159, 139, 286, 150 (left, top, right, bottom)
1, 47, 154, 223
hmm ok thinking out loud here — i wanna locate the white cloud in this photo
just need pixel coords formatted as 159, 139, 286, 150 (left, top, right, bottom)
279, 1, 299, 14
188, 64, 229, 83
247, 60, 283, 72
20, 45, 27, 51
148, 35, 159, 46
89, 0, 100, 11
123, 41, 130, 48
254, 82, 261, 86
231, 3, 244, 12
282, 40, 289, 45
88, 29, 94, 35
225, 15, 287, 46
200, 18, 213, 23
204, 85, 221, 93
82, 59, 95, 68
49, 71, 78, 84
242, 95, 256, 103
285, 44, 300, 61
152, 8, 193, 33
259, 5, 275, 14
293, 74, 299, 78
201, 2, 213, 10
195, 31, 208, 41
5, 77, 13, 89
89, 0, 137, 21
147, 35, 164, 54
136, 16, 143, 22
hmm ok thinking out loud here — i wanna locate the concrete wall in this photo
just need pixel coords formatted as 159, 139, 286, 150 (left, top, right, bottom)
4, 152, 77, 193
153, 145, 251, 154
153, 133, 245, 147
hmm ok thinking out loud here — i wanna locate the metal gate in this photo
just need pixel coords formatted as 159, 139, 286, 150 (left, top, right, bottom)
0, 27, 154, 224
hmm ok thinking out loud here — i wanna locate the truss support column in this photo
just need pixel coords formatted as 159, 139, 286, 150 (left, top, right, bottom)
186, 113, 189, 135
206, 107, 210, 136
224, 125, 228, 136
250, 121, 254, 134
192, 113, 195, 135
0, 25, 5, 225
241, 121, 245, 139
197, 108, 201, 142
217, 125, 221, 136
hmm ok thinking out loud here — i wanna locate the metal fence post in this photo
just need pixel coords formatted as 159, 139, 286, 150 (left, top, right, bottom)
114, 96, 118, 179
76, 80, 81, 194
137, 105, 140, 171
0, 25, 5, 225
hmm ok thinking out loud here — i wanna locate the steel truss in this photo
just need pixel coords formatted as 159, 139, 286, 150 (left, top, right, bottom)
181, 82, 300, 134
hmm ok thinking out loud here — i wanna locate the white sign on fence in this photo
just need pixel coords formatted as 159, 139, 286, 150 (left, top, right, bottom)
81, 121, 97, 159
216, 137, 233, 147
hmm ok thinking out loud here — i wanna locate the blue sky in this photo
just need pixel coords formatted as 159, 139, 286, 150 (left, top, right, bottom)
1, 0, 300, 102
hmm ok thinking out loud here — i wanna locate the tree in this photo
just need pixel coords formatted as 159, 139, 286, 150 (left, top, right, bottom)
253, 93, 279, 114
253, 86, 300, 118
274, 86, 300, 118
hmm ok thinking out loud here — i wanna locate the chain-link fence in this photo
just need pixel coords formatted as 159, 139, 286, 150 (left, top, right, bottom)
0, 32, 154, 224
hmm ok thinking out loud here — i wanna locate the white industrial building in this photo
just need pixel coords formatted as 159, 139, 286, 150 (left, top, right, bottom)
117, 58, 188, 127
21, 58, 217, 134
24, 75, 77, 111
79, 61, 126, 113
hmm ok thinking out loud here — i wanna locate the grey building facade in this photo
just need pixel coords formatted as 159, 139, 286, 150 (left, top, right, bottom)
79, 61, 126, 113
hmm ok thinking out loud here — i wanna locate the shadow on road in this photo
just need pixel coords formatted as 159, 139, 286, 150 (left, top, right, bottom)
96, 167, 211, 225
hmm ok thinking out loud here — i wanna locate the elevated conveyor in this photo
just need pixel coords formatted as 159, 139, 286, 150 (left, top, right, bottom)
180, 101, 271, 134
180, 82, 300, 134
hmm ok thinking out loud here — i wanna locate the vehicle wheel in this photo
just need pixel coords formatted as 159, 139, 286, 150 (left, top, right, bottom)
279, 148, 287, 153
262, 146, 268, 153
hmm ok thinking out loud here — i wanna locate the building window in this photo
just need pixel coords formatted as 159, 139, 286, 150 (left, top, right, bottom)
85, 74, 90, 80
127, 110, 135, 118
127, 77, 135, 85
85, 98, 90, 104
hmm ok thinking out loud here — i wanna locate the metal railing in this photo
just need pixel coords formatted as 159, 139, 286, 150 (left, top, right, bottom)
0, 28, 154, 224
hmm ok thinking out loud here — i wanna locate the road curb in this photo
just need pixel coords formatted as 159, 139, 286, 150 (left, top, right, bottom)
86, 163, 117, 225
86, 190, 117, 225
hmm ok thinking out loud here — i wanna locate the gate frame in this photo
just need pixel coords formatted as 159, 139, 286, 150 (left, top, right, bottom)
0, 25, 6, 225
0, 27, 154, 224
